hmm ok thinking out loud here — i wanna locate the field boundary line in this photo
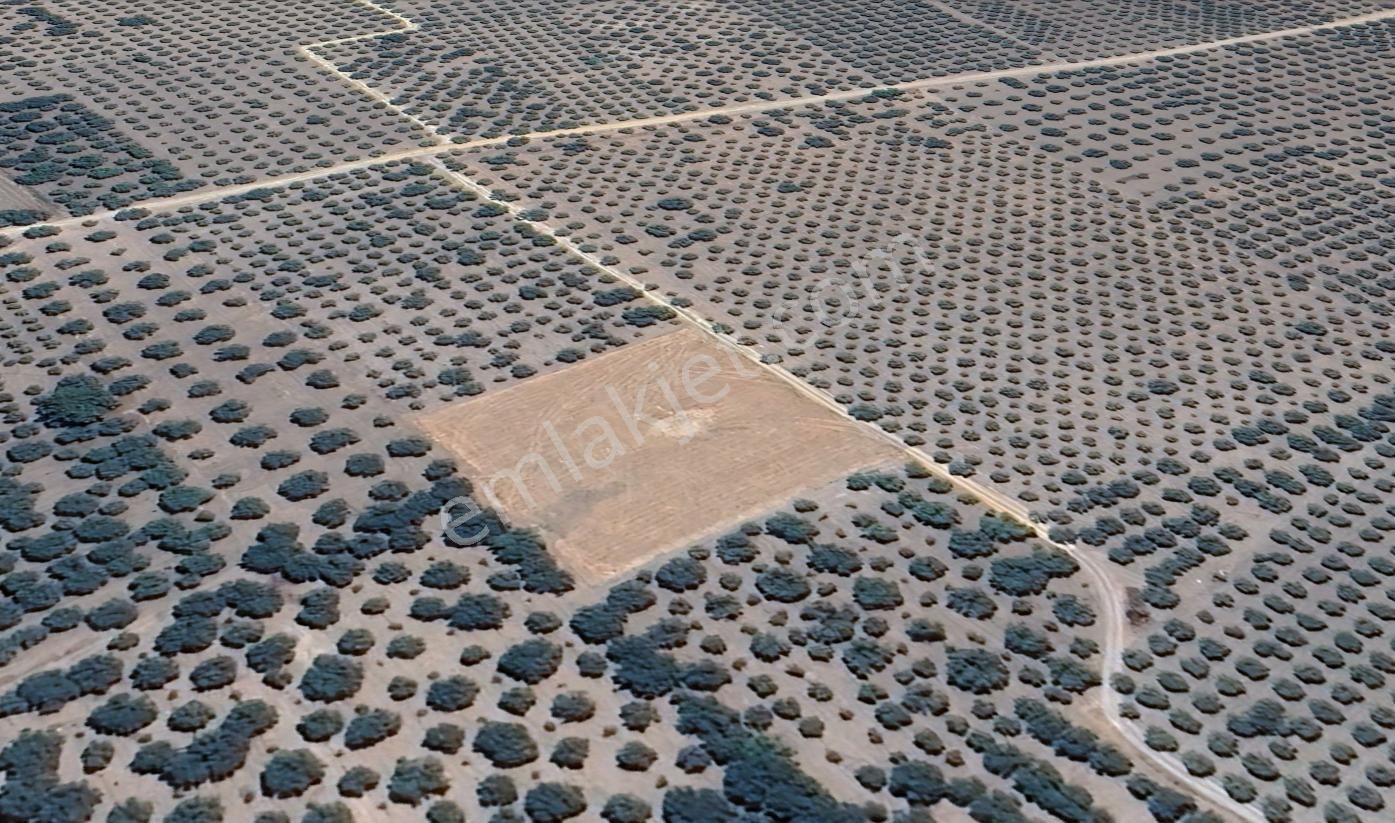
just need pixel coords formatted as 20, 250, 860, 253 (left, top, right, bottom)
296, 0, 443, 140
7, 6, 1395, 235
919, 0, 1055, 59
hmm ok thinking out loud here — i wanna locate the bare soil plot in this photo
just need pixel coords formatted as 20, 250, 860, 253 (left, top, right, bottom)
416, 326, 898, 583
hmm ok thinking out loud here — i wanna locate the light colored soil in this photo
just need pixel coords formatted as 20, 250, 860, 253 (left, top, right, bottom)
415, 326, 898, 584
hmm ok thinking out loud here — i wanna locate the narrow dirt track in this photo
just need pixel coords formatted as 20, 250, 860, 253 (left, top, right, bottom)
11, 5, 1395, 237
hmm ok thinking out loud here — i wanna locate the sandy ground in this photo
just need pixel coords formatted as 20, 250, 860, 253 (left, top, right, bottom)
416, 326, 899, 583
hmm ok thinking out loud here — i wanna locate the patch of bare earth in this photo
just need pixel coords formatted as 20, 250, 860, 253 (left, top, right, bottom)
415, 327, 898, 584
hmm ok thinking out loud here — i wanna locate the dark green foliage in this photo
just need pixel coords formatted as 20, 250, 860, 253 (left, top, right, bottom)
336, 629, 374, 655
80, 739, 113, 773
621, 305, 675, 327
86, 693, 156, 735
473, 721, 538, 767
296, 708, 344, 742
168, 701, 216, 733
550, 736, 589, 768
260, 749, 323, 798
808, 545, 862, 575
154, 615, 217, 655
426, 800, 465, 823
852, 576, 903, 610
1053, 594, 1096, 627
230, 497, 270, 519
841, 638, 894, 678
1005, 623, 1053, 658
606, 636, 679, 698
299, 655, 363, 702
337, 766, 379, 797
524, 782, 587, 822
278, 470, 329, 501
387, 756, 448, 805
615, 741, 657, 772
945, 648, 1009, 694
980, 514, 1032, 543
344, 708, 401, 750
423, 723, 465, 754
209, 399, 249, 425
373, 562, 410, 585
715, 531, 757, 564
296, 588, 340, 629
755, 567, 811, 602
386, 635, 425, 659
602, 793, 652, 822
37, 374, 116, 427
1047, 655, 1099, 693
451, 592, 508, 630
477, 774, 517, 807
947, 587, 997, 620
498, 638, 562, 684
189, 656, 237, 691
108, 797, 154, 823
302, 803, 354, 823
7, 439, 51, 464
289, 407, 328, 427
12, 654, 122, 714
0, 478, 43, 533
570, 602, 627, 644
0, 95, 196, 214
655, 556, 705, 592
889, 760, 950, 806
221, 579, 282, 619
425, 676, 477, 712
1015, 698, 1132, 776
164, 796, 222, 823
129, 656, 178, 690
968, 791, 1028, 822
675, 695, 864, 821
246, 633, 296, 675
0, 729, 99, 823
155, 700, 277, 789
990, 550, 1078, 597
385, 437, 430, 458
309, 429, 359, 455
971, 733, 1106, 822
480, 528, 574, 594
765, 512, 817, 544
593, 286, 641, 306
481, 681, 526, 718
947, 528, 996, 559
154, 419, 201, 442
312, 499, 351, 528
549, 694, 594, 725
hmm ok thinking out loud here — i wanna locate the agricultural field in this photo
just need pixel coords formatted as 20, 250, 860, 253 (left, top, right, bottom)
1, 1, 1394, 822
317, 0, 1040, 140
0, 0, 433, 222
416, 326, 900, 583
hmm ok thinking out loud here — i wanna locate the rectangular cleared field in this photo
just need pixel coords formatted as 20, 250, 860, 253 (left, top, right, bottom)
416, 327, 898, 583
